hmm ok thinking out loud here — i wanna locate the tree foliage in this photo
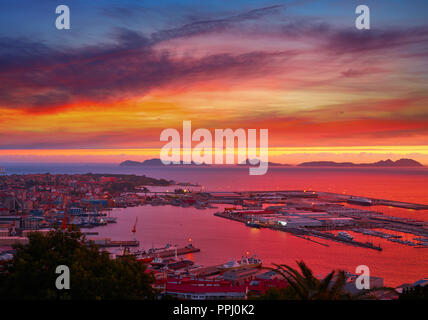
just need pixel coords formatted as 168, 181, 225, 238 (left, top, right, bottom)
399, 285, 428, 300
260, 260, 395, 300
0, 228, 155, 300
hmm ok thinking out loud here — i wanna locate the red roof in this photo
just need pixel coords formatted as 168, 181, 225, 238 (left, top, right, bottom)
248, 279, 289, 294
166, 283, 247, 294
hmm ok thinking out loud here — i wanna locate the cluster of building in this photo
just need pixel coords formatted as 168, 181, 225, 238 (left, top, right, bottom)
155, 270, 289, 300
0, 173, 173, 249
0, 175, 427, 300
150, 266, 401, 300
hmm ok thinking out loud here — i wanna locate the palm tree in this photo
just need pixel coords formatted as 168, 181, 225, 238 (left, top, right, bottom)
265, 260, 396, 300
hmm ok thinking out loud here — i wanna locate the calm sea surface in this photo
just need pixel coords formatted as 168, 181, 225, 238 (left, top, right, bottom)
2, 163, 427, 286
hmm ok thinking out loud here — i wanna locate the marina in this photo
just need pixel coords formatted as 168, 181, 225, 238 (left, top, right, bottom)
212, 189, 428, 251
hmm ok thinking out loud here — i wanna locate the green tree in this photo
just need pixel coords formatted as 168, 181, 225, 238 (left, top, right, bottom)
261, 261, 395, 300
0, 228, 155, 300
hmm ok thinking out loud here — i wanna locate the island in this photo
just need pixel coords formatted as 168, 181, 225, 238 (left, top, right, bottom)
120, 158, 424, 168
298, 158, 423, 167
121, 158, 289, 167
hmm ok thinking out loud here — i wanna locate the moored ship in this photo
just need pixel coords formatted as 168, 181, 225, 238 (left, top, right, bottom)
219, 255, 262, 271
347, 197, 372, 206
337, 231, 354, 241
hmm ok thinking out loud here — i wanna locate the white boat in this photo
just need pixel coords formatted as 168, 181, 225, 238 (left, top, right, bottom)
104, 216, 117, 223
219, 255, 262, 271
337, 231, 354, 241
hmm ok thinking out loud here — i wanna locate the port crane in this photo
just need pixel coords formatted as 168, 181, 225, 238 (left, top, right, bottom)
131, 216, 138, 240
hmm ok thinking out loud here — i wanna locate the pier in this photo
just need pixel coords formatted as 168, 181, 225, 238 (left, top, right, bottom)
149, 246, 201, 258
87, 238, 140, 247
314, 191, 428, 210
215, 210, 381, 250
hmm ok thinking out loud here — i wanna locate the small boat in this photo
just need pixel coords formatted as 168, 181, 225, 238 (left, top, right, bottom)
245, 216, 261, 228
104, 217, 117, 223
116, 247, 153, 263
347, 197, 372, 206
149, 256, 194, 270
245, 221, 261, 228
147, 243, 173, 255
219, 255, 262, 271
136, 256, 154, 263
337, 231, 354, 241
149, 256, 165, 267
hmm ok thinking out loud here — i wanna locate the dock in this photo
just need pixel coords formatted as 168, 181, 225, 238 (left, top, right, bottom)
150, 246, 200, 258
215, 210, 382, 250
306, 230, 382, 251
191, 265, 222, 277
314, 191, 428, 210
87, 238, 140, 247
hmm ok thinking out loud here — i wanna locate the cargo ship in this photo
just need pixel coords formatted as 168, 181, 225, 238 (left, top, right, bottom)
145, 243, 200, 258
150, 257, 194, 270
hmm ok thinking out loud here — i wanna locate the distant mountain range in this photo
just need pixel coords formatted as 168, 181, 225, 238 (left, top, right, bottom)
298, 158, 423, 167
120, 158, 423, 167
120, 158, 286, 167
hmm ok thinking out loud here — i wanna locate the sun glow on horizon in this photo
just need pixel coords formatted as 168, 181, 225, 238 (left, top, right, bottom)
0, 146, 427, 165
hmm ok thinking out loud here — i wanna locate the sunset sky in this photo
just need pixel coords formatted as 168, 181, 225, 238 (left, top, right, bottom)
0, 0, 427, 164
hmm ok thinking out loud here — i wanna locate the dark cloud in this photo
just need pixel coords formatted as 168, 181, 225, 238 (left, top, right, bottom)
325, 26, 428, 54
341, 68, 384, 78
0, 5, 289, 112
1, 4, 428, 113
150, 5, 283, 42
0, 28, 289, 112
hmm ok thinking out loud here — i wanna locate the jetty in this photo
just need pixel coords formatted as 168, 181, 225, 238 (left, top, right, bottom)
87, 238, 139, 247
147, 245, 200, 258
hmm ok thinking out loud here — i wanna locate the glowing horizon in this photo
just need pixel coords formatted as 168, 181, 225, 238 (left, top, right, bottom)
0, 146, 427, 165
1, 1, 427, 163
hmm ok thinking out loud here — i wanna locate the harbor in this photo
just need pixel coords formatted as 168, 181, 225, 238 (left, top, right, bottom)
211, 190, 428, 251
0, 172, 427, 290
